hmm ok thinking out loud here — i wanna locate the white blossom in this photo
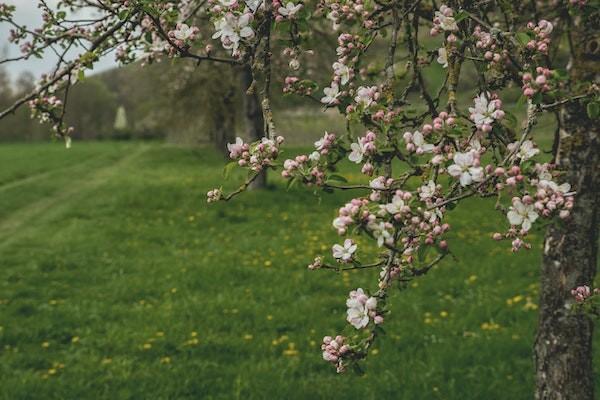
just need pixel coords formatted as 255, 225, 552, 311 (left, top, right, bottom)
447, 151, 484, 186
332, 239, 357, 262
278, 2, 302, 17
507, 199, 539, 231
321, 82, 340, 105
348, 141, 365, 163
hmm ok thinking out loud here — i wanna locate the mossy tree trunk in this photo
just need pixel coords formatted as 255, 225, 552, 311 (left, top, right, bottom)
534, 13, 600, 400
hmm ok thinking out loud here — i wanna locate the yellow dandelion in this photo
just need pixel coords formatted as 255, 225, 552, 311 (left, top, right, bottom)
282, 343, 299, 357
71, 336, 80, 344
160, 356, 171, 364
266, 315, 273, 321
264, 260, 272, 267
243, 334, 253, 341
48, 368, 57, 375
156, 332, 165, 337
101, 358, 112, 365
467, 275, 477, 284
170, 288, 177, 294
424, 318, 433, 324
440, 311, 449, 318
371, 349, 379, 355
41, 342, 50, 349
191, 331, 198, 337
142, 343, 152, 350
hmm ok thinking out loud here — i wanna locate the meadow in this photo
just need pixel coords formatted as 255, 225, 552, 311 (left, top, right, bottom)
0, 141, 598, 399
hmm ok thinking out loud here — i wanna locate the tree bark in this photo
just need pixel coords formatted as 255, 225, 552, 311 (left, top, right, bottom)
240, 65, 267, 189
534, 14, 600, 400
212, 85, 235, 157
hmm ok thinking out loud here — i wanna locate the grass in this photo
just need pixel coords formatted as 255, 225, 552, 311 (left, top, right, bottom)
0, 141, 598, 399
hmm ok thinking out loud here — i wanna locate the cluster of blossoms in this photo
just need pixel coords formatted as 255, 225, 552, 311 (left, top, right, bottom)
168, 23, 200, 48
314, 131, 337, 155
206, 188, 223, 203
321, 34, 367, 105
321, 335, 350, 373
522, 67, 553, 98
282, 154, 326, 184
281, 132, 335, 184
282, 76, 316, 96
333, 198, 369, 235
348, 130, 376, 165
468, 92, 505, 132
532, 165, 574, 219
210, 9, 255, 56
346, 288, 382, 329
473, 25, 505, 64
323, 0, 369, 31
430, 4, 458, 35
274, 1, 302, 21
525, 20, 553, 54
571, 286, 599, 303
227, 136, 284, 171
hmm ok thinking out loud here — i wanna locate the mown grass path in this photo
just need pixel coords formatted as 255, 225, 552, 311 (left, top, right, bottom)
0, 142, 598, 399
0, 145, 149, 249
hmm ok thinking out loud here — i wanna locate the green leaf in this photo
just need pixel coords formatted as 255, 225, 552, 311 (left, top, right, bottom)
532, 92, 543, 105
327, 174, 348, 183
516, 32, 532, 46
587, 101, 599, 119
454, 10, 468, 23
223, 161, 237, 179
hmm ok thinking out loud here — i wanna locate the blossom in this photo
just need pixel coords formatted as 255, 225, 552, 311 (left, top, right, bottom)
515, 140, 540, 160
212, 13, 255, 53
348, 141, 365, 163
321, 82, 340, 105
468, 93, 503, 131
419, 180, 436, 200
538, 179, 571, 194
308, 151, 320, 162
447, 151, 484, 186
227, 137, 244, 158
278, 2, 302, 17
434, 5, 458, 32
411, 131, 435, 153
369, 176, 387, 190
346, 288, 378, 329
437, 47, 448, 68
322, 335, 350, 372
368, 221, 393, 247
332, 239, 357, 262
172, 23, 199, 41
333, 62, 351, 85
383, 194, 405, 214
354, 86, 377, 107
571, 285, 591, 303
507, 198, 539, 231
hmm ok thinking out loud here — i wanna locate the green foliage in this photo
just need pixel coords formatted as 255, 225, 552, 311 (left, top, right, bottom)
1, 142, 599, 399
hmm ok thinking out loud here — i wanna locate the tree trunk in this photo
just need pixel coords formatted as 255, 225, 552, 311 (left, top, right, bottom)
212, 85, 235, 157
240, 65, 267, 189
534, 14, 600, 400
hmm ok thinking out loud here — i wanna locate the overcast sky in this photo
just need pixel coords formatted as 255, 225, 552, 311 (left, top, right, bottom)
0, 1, 117, 82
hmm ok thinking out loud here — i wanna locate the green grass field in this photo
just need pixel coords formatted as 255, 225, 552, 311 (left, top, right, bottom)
0, 141, 598, 399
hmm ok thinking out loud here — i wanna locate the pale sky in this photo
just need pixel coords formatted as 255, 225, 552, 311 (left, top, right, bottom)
0, 1, 117, 82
